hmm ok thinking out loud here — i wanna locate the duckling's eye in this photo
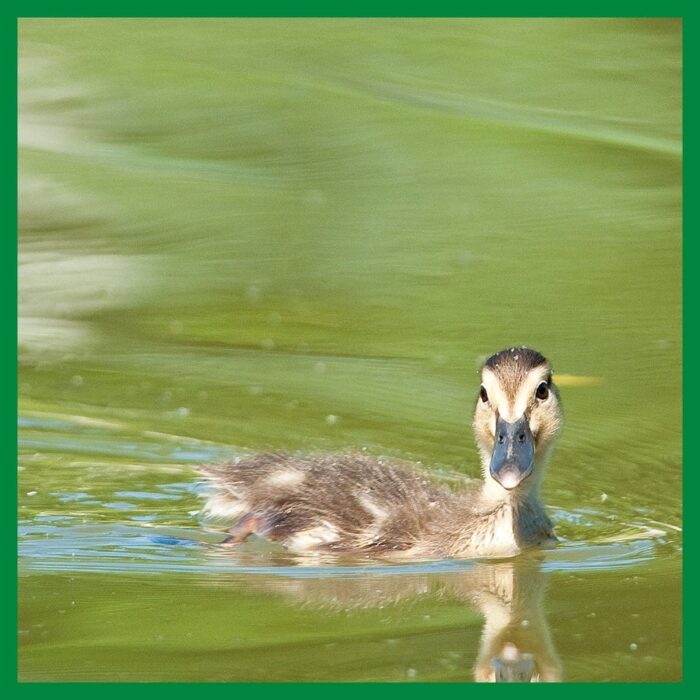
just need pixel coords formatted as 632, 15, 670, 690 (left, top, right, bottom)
479, 386, 489, 403
536, 382, 549, 401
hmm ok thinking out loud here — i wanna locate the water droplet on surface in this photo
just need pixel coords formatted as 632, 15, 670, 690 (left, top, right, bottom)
303, 189, 326, 206
246, 285, 261, 302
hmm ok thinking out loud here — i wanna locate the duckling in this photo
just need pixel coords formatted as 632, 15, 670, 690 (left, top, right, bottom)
199, 347, 562, 559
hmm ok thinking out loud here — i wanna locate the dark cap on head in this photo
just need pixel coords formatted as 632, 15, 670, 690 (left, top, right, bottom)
484, 347, 548, 373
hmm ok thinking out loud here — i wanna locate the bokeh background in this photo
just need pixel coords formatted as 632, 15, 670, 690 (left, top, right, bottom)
18, 18, 681, 681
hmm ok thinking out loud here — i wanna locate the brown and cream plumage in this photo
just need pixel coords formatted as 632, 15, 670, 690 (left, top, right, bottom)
199, 347, 563, 560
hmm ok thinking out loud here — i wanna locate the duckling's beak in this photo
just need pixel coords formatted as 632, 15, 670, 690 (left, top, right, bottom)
490, 415, 535, 490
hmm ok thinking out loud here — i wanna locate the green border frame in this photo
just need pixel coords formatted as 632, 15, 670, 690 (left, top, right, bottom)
10, 2, 691, 695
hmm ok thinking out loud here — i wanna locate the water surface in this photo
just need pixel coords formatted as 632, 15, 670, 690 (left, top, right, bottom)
18, 18, 681, 681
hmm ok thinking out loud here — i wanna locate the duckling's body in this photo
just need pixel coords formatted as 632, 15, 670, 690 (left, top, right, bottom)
201, 453, 553, 558
200, 347, 561, 560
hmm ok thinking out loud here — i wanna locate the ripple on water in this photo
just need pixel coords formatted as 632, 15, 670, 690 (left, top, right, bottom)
18, 513, 671, 579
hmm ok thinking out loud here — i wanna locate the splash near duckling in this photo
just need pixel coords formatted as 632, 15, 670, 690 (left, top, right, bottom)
200, 346, 562, 560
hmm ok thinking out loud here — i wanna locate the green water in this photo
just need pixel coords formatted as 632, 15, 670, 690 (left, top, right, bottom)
18, 18, 681, 682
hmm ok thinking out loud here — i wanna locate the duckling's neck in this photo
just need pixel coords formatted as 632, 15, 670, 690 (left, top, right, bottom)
444, 464, 552, 559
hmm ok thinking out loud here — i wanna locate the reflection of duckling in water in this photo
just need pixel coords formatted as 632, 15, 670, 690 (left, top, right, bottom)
226, 558, 561, 682
200, 347, 563, 559
470, 559, 561, 682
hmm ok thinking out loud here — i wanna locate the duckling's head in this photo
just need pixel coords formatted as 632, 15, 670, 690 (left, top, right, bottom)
473, 347, 562, 497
